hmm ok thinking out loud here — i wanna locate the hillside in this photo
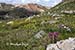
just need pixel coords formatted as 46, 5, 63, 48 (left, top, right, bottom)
0, 0, 75, 50
62, 0, 75, 2
45, 0, 75, 16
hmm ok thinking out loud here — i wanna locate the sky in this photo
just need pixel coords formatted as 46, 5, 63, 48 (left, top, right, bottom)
0, 0, 62, 7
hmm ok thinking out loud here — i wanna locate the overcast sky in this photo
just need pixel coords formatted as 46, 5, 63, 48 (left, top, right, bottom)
0, 0, 62, 7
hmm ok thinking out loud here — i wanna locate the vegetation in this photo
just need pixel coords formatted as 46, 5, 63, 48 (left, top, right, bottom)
0, 1, 75, 50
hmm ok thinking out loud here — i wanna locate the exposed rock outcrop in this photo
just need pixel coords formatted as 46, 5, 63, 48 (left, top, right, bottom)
47, 37, 75, 50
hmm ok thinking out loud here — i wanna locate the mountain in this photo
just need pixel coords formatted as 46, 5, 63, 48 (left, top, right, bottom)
0, 3, 14, 11
15, 3, 46, 12
0, 3, 46, 20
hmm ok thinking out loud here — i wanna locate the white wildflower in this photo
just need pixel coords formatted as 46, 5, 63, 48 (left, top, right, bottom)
64, 26, 67, 28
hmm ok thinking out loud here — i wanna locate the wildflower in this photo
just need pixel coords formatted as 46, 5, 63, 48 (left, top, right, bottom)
49, 32, 59, 43
63, 26, 67, 28
66, 27, 71, 32
49, 32, 59, 38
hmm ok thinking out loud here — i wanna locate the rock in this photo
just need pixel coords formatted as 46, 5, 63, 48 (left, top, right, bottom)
41, 20, 59, 25
52, 13, 60, 17
25, 16, 35, 21
7, 21, 14, 25
0, 21, 2, 23
47, 44, 60, 50
54, 17, 62, 20
47, 12, 50, 15
36, 15, 40, 17
48, 20, 59, 24
34, 30, 45, 39
41, 21, 45, 24
61, 10, 75, 14
58, 24, 71, 32
0, 11, 8, 15
46, 37, 75, 50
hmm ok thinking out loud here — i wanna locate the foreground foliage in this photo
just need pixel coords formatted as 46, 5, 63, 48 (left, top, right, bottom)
0, 1, 75, 50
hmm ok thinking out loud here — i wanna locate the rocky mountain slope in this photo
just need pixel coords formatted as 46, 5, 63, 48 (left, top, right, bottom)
0, 3, 46, 20
15, 3, 46, 12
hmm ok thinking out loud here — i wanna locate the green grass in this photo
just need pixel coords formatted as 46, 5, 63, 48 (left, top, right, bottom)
0, 13, 75, 50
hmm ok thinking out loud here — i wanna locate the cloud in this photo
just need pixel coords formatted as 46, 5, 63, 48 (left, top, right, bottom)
44, 0, 50, 2
21, 0, 40, 3
0, 0, 62, 7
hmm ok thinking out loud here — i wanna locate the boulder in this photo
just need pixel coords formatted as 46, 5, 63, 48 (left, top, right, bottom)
47, 37, 75, 50
34, 30, 45, 39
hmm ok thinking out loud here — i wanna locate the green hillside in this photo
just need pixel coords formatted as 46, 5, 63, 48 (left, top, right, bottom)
0, 1, 75, 50
46, 0, 75, 15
